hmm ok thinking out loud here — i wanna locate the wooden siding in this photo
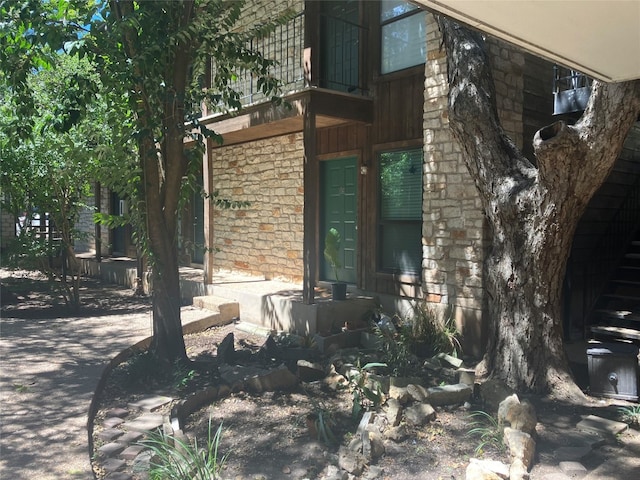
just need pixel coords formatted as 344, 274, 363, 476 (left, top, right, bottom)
315, 63, 425, 297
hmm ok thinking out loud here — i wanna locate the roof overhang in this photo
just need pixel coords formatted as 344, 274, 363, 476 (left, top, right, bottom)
414, 0, 640, 82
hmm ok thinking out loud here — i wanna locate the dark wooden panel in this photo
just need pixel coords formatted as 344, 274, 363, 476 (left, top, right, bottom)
373, 69, 425, 146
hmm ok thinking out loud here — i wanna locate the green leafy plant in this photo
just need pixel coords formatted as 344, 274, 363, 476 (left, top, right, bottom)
306, 400, 337, 445
372, 319, 417, 377
406, 303, 461, 358
324, 227, 342, 282
173, 361, 197, 392
619, 404, 640, 429
346, 360, 387, 419
138, 417, 227, 480
466, 410, 505, 456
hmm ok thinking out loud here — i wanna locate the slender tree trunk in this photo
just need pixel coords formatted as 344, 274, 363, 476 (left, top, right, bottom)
438, 17, 640, 397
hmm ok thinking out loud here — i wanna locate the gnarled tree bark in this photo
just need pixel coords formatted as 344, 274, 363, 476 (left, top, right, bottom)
438, 17, 640, 397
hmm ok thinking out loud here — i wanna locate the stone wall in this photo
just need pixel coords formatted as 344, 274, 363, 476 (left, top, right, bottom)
422, 14, 525, 356
210, 133, 304, 283
74, 185, 110, 256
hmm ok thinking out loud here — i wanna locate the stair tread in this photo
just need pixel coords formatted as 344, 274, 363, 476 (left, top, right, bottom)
611, 279, 640, 285
601, 293, 640, 301
595, 308, 640, 321
590, 325, 640, 341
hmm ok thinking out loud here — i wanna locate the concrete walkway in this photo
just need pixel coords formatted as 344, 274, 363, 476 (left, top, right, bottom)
0, 302, 211, 480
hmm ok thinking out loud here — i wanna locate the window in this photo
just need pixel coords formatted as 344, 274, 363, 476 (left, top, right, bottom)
378, 148, 423, 273
380, 0, 426, 74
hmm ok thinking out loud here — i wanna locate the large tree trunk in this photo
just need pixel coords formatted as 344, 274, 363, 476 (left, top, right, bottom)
438, 18, 640, 397
113, 0, 194, 365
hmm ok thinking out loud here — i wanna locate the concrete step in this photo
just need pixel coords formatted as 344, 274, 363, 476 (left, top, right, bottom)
192, 295, 239, 320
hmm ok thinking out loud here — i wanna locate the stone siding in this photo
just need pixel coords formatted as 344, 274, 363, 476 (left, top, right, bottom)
210, 133, 304, 283
422, 14, 525, 355
74, 185, 110, 256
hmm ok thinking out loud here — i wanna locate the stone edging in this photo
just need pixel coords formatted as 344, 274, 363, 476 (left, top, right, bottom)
87, 312, 227, 480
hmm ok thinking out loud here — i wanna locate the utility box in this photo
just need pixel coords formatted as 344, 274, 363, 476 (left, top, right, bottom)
587, 343, 639, 401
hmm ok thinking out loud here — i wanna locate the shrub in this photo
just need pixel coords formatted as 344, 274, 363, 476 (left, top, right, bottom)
138, 417, 227, 480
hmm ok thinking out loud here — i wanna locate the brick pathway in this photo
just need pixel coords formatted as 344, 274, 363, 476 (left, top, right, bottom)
0, 305, 211, 480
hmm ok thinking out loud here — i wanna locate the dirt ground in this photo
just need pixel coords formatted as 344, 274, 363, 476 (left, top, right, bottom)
2, 270, 640, 480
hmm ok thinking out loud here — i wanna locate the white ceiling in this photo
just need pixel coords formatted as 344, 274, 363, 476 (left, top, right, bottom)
414, 0, 640, 82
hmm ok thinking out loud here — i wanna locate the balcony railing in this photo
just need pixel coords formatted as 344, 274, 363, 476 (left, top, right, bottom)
209, 12, 306, 109
553, 66, 592, 115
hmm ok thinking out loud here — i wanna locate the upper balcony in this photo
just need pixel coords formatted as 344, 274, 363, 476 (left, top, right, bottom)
197, 9, 373, 147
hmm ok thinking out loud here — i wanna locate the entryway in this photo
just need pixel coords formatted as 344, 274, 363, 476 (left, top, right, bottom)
321, 156, 357, 284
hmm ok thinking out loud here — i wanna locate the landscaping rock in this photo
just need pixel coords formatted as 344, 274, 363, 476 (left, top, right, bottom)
384, 424, 409, 442
509, 458, 528, 480
245, 364, 299, 392
465, 458, 510, 480
338, 445, 367, 476
383, 398, 403, 427
217, 332, 235, 364
498, 394, 537, 435
426, 383, 472, 406
297, 359, 326, 382
466, 459, 507, 480
478, 379, 515, 411
404, 403, 436, 425
504, 427, 536, 470
406, 383, 429, 402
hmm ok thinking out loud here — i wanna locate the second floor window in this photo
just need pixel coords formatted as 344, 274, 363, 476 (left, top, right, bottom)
380, 0, 426, 75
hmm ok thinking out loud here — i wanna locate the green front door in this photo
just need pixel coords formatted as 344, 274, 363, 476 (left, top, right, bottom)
321, 157, 357, 284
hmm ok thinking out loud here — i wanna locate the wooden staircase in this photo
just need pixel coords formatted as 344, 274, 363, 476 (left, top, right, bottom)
590, 237, 640, 343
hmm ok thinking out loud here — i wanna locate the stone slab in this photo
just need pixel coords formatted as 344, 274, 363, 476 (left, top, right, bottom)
118, 430, 144, 445
123, 413, 165, 433
101, 457, 126, 473
120, 444, 146, 460
97, 428, 124, 442
105, 473, 133, 480
128, 395, 173, 412
559, 461, 588, 478
577, 415, 628, 436
97, 442, 126, 458
106, 407, 129, 418
554, 446, 592, 461
103, 417, 125, 429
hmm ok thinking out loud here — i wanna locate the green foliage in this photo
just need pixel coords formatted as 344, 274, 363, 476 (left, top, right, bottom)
173, 361, 197, 392
405, 303, 461, 358
1, 0, 293, 361
324, 227, 342, 282
619, 404, 640, 429
138, 417, 227, 480
346, 360, 386, 419
370, 314, 418, 377
466, 410, 505, 456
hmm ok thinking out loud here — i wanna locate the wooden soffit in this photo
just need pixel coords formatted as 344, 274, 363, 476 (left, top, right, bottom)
195, 88, 373, 148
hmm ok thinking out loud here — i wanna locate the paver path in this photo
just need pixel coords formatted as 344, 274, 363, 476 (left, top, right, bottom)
0, 303, 210, 480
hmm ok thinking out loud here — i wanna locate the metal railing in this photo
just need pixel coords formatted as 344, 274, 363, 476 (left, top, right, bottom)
553, 66, 592, 115
317, 12, 368, 95
583, 175, 640, 321
210, 12, 306, 108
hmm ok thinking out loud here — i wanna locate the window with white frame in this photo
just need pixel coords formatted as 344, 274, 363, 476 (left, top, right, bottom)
380, 0, 427, 75
378, 148, 423, 273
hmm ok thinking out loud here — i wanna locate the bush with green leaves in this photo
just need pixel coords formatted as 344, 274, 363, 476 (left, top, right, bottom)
619, 404, 640, 429
402, 302, 461, 358
138, 417, 227, 480
466, 410, 506, 456
346, 360, 386, 419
